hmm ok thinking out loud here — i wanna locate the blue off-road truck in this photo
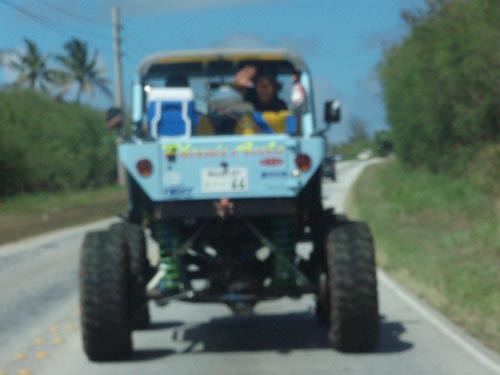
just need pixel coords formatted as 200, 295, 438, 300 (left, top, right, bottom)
79, 49, 379, 361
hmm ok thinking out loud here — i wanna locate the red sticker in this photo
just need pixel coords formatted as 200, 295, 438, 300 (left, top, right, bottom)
260, 158, 284, 166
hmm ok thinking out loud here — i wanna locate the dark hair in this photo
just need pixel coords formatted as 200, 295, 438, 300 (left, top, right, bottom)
255, 73, 282, 92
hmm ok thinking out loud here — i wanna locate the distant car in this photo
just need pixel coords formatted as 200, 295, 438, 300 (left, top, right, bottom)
357, 148, 373, 161
322, 155, 336, 180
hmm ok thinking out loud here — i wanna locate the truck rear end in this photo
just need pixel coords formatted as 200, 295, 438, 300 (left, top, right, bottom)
78, 48, 378, 363
120, 134, 325, 217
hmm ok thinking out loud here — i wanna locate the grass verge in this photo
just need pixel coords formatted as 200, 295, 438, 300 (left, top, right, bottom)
348, 160, 500, 353
0, 185, 127, 246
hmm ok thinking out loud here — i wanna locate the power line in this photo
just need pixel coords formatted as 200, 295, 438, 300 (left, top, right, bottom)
0, 0, 112, 46
33, 1, 154, 60
0, 0, 146, 96
123, 30, 157, 55
1, 0, 149, 67
33, 0, 102, 26
32, 0, 113, 41
0, 0, 69, 38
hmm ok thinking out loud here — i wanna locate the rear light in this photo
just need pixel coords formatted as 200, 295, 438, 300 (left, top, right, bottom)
136, 159, 153, 177
295, 153, 312, 172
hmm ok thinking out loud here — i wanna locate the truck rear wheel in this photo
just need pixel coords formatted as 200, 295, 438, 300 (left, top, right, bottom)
124, 223, 151, 329
325, 220, 379, 352
79, 230, 132, 361
110, 222, 151, 329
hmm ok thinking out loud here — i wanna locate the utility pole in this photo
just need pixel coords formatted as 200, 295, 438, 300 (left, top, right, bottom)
112, 6, 124, 110
112, 5, 126, 186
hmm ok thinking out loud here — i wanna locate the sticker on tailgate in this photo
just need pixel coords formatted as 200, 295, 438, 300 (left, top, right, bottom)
201, 167, 248, 193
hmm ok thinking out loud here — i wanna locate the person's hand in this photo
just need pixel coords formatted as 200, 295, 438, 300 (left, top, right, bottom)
234, 65, 256, 89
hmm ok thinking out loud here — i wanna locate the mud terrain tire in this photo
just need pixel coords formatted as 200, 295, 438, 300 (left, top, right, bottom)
126, 223, 151, 329
326, 220, 379, 352
79, 230, 132, 361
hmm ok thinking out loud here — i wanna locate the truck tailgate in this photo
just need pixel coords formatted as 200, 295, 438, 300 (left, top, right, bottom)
119, 134, 324, 201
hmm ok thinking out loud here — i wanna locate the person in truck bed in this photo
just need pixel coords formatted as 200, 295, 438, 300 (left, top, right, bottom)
232, 65, 287, 111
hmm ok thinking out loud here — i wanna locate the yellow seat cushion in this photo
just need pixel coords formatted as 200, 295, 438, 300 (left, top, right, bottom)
235, 110, 295, 135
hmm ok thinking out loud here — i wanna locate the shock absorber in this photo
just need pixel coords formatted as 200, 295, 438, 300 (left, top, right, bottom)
155, 220, 181, 293
271, 217, 297, 287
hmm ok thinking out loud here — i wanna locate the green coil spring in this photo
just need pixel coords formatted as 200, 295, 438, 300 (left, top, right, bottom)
271, 217, 296, 286
156, 221, 181, 290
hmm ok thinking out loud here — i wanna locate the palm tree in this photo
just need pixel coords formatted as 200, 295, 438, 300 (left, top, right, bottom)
56, 38, 111, 103
9, 39, 52, 91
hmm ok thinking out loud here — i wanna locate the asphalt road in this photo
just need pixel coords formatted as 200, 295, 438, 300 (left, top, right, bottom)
1, 160, 500, 375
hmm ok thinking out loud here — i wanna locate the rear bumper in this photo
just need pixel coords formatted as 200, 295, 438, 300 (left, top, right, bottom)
152, 198, 297, 219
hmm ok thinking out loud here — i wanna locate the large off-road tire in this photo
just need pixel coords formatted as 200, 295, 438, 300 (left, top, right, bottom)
79, 230, 132, 361
325, 220, 379, 352
314, 213, 347, 324
110, 222, 151, 330
126, 223, 151, 329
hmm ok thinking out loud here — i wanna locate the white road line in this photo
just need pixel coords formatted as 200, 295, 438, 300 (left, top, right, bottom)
378, 269, 500, 374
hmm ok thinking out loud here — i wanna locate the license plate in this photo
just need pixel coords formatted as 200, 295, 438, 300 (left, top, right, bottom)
201, 167, 248, 193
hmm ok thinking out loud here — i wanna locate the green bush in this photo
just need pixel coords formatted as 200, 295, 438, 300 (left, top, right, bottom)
0, 89, 116, 196
379, 0, 500, 172
467, 143, 500, 195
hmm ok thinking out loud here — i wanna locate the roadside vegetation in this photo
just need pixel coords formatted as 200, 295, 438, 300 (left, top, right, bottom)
0, 185, 126, 245
379, 0, 500, 173
0, 89, 116, 196
348, 0, 500, 353
0, 34, 116, 197
0, 37, 120, 242
0, 89, 121, 244
8, 38, 111, 103
332, 116, 392, 160
349, 161, 500, 352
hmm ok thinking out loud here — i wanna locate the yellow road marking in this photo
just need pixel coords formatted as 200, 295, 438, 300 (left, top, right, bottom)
35, 351, 49, 359
52, 337, 64, 344
49, 326, 59, 333
0, 371, 8, 375
17, 370, 32, 375
33, 338, 45, 345
66, 324, 77, 332
15, 353, 27, 360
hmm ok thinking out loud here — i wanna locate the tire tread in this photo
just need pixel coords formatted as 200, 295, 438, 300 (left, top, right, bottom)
326, 220, 379, 352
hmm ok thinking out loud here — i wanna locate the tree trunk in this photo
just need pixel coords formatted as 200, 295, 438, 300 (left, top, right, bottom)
76, 85, 82, 104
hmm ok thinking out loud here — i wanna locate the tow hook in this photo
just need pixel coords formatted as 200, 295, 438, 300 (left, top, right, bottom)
214, 198, 234, 218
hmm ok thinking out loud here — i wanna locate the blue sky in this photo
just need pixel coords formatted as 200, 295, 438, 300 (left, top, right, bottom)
0, 0, 424, 143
